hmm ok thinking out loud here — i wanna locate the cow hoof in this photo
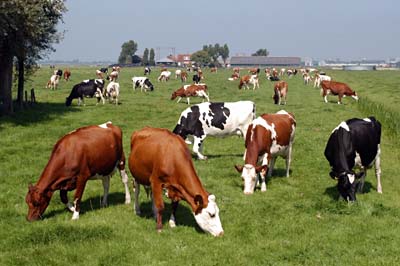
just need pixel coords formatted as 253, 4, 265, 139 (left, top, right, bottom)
169, 219, 176, 228
377, 188, 383, 194
261, 184, 267, 192
125, 199, 131, 204
72, 212, 79, 220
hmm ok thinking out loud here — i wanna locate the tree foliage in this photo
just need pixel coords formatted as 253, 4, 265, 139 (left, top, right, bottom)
252, 49, 269, 56
0, 0, 66, 114
118, 40, 138, 64
200, 43, 230, 66
149, 48, 155, 66
190, 50, 211, 66
220, 44, 230, 65
142, 48, 149, 66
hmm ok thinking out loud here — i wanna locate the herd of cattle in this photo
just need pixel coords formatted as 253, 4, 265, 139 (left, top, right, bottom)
27, 66, 382, 236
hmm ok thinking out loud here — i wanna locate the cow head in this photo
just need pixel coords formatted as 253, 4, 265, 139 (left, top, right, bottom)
235, 164, 267, 194
144, 79, 154, 91
330, 171, 364, 202
351, 91, 359, 101
193, 194, 224, 237
25, 184, 53, 221
171, 91, 178, 100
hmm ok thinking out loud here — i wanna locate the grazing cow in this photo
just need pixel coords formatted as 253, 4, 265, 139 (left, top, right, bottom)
279, 68, 286, 76
324, 117, 382, 201
320, 80, 358, 104
210, 67, 218, 73
228, 72, 240, 81
303, 73, 312, 85
173, 101, 256, 160
25, 122, 131, 221
180, 71, 188, 82
128, 127, 224, 236
238, 74, 259, 90
171, 84, 209, 105
158, 71, 171, 82
132, 77, 154, 92
235, 110, 296, 194
249, 68, 260, 75
273, 81, 288, 105
268, 76, 280, 81
47, 74, 60, 90
112, 66, 121, 72
175, 69, 182, 79
105, 81, 120, 105
233, 67, 240, 74
144, 67, 151, 75
65, 79, 105, 106
192, 74, 201, 84
63, 69, 71, 81
313, 73, 332, 88
107, 70, 119, 82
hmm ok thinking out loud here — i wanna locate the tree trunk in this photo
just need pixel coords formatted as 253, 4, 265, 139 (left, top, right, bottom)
0, 53, 14, 115
17, 57, 25, 108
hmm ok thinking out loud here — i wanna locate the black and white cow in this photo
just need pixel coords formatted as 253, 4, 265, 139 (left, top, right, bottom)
324, 117, 382, 201
173, 101, 256, 160
192, 74, 201, 84
144, 67, 151, 75
55, 69, 63, 77
131, 77, 154, 92
100, 68, 108, 74
65, 79, 105, 106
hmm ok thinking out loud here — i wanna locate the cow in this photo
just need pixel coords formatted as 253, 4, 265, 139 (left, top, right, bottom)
63, 69, 71, 81
324, 117, 382, 201
107, 70, 119, 82
175, 69, 182, 79
273, 81, 288, 105
249, 68, 260, 75
96, 68, 108, 79
132, 77, 154, 92
193, 74, 201, 84
235, 110, 296, 194
128, 127, 224, 236
171, 84, 209, 105
25, 122, 131, 221
228, 72, 240, 81
279, 68, 286, 76
65, 79, 105, 106
180, 71, 188, 82
173, 101, 256, 160
105, 81, 120, 105
303, 73, 312, 85
238, 74, 259, 90
54, 69, 63, 77
210, 67, 218, 73
46, 74, 60, 90
320, 80, 358, 104
158, 71, 171, 82
144, 67, 151, 75
313, 73, 331, 88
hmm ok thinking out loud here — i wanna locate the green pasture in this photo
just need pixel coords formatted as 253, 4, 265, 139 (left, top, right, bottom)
0, 66, 399, 265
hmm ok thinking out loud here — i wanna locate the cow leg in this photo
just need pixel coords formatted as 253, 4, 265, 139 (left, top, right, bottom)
169, 201, 179, 228
337, 95, 342, 104
133, 179, 141, 215
260, 169, 267, 192
60, 189, 75, 212
187, 97, 190, 105
357, 168, 367, 193
119, 169, 131, 204
375, 145, 382, 193
151, 181, 165, 232
193, 136, 207, 160
267, 157, 276, 177
71, 176, 89, 220
101, 175, 110, 207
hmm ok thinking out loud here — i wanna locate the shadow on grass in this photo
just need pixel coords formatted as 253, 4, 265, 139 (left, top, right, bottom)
323, 181, 373, 200
44, 192, 127, 220
194, 153, 244, 160
0, 102, 81, 129
137, 201, 201, 233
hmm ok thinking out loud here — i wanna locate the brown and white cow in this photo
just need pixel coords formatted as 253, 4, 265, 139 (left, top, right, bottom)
171, 84, 209, 105
180, 71, 188, 82
235, 110, 296, 194
64, 69, 71, 81
228, 72, 240, 81
248, 68, 260, 75
239, 74, 259, 90
25, 122, 131, 221
273, 81, 288, 105
128, 127, 224, 236
210, 67, 218, 73
46, 74, 60, 90
320, 80, 359, 104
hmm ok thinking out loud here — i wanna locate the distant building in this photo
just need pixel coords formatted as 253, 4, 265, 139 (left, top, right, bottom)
230, 56, 301, 67
169, 54, 192, 66
156, 57, 176, 66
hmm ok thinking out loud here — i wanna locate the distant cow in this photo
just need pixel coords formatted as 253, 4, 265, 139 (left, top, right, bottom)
96, 68, 108, 79
173, 101, 256, 160
54, 69, 63, 77
273, 81, 288, 105
324, 117, 382, 201
171, 84, 209, 105
192, 74, 201, 84
320, 80, 358, 104
105, 81, 120, 105
249, 68, 260, 75
158, 71, 171, 82
144, 67, 151, 75
65, 79, 105, 106
228, 72, 240, 81
128, 127, 224, 236
313, 73, 331, 88
235, 110, 296, 194
132, 77, 154, 92
63, 69, 71, 81
180, 71, 188, 82
25, 122, 131, 221
239, 74, 259, 90
175, 69, 182, 79
46, 74, 60, 90
107, 70, 119, 82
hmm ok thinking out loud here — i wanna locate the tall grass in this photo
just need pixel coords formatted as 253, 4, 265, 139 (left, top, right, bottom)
1, 67, 399, 265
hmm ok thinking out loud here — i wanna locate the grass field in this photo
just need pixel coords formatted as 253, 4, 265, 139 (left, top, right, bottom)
1, 66, 399, 265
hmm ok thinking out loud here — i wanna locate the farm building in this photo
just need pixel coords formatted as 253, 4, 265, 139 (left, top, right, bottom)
230, 56, 301, 67
155, 57, 176, 66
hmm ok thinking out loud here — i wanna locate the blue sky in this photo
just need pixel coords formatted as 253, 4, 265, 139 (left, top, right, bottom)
48, 0, 400, 62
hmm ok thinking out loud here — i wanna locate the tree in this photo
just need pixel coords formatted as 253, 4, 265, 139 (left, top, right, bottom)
191, 50, 211, 66
142, 48, 149, 66
149, 48, 155, 66
252, 49, 269, 56
0, 0, 66, 114
118, 40, 138, 64
220, 44, 230, 65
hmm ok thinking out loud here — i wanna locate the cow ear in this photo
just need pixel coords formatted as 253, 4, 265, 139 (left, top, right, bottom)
234, 165, 243, 173
194, 194, 204, 214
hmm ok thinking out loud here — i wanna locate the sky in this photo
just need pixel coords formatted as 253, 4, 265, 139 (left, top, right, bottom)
48, 0, 400, 62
